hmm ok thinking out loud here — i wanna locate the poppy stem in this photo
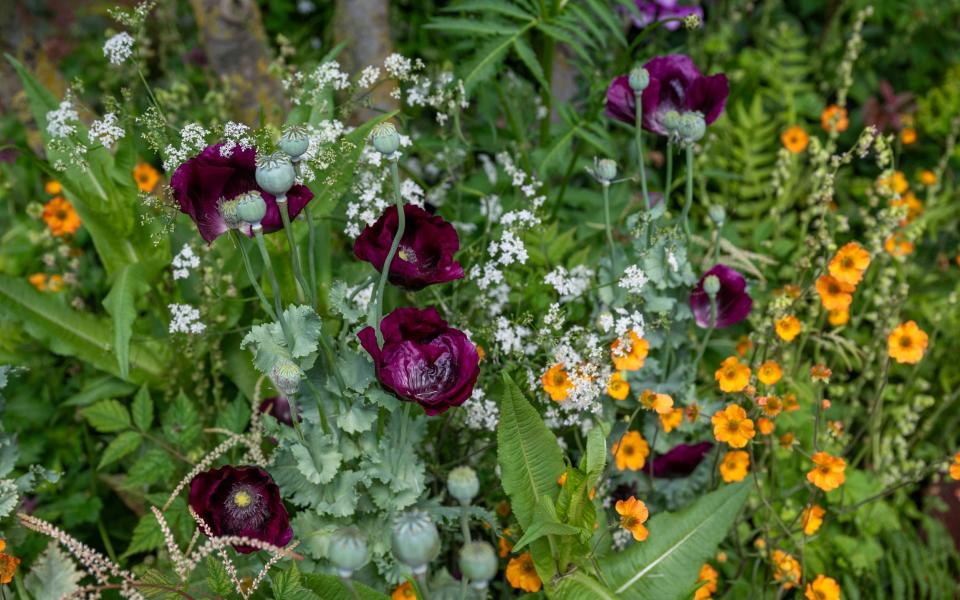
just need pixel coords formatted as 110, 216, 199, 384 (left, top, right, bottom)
253, 226, 294, 350
306, 204, 318, 307
681, 145, 695, 240
690, 296, 717, 388
665, 141, 673, 201
277, 197, 312, 307
602, 181, 618, 277
634, 93, 650, 209
231, 230, 277, 321
370, 156, 406, 348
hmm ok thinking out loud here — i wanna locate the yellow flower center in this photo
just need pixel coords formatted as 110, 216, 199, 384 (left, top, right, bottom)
398, 247, 415, 262
233, 490, 252, 508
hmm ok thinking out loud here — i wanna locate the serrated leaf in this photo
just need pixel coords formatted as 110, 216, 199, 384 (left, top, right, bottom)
441, 0, 534, 20
102, 262, 151, 379
132, 385, 154, 431
205, 555, 233, 596
123, 511, 164, 558
424, 17, 520, 35
124, 449, 176, 489
0, 479, 18, 518
272, 563, 322, 600
461, 35, 516, 92
302, 572, 389, 600
512, 37, 548, 90
242, 304, 321, 375
80, 398, 131, 433
162, 392, 201, 447
24, 542, 83, 600
291, 431, 342, 485
513, 516, 579, 551
215, 395, 252, 433
98, 431, 142, 469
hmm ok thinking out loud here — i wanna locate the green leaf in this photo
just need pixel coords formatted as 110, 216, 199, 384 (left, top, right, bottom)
241, 304, 322, 375
271, 564, 322, 600
497, 373, 563, 530
424, 17, 520, 35
441, 0, 534, 20
162, 392, 201, 447
583, 425, 607, 485
24, 542, 83, 600
102, 263, 151, 379
124, 449, 176, 489
461, 34, 517, 92
512, 37, 549, 90
132, 385, 154, 431
302, 572, 389, 600
513, 515, 580, 551
80, 399, 131, 433
122, 511, 164, 558
215, 395, 251, 433
98, 431, 142, 469
602, 480, 751, 599
291, 430, 342, 485
205, 555, 233, 597
552, 570, 619, 600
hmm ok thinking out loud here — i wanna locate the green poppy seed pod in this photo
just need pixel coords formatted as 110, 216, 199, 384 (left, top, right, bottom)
255, 152, 296, 196
447, 466, 479, 505
708, 205, 726, 226
270, 359, 303, 396
372, 122, 401, 156
328, 527, 369, 577
703, 274, 721, 297
595, 158, 618, 183
219, 197, 242, 229
662, 110, 682, 134
279, 125, 310, 160
459, 541, 498, 588
677, 111, 706, 143
234, 191, 267, 226
628, 66, 650, 92
392, 509, 440, 574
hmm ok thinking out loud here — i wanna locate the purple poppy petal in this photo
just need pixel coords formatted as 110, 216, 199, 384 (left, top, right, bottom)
605, 76, 638, 125
690, 264, 752, 329
652, 442, 714, 478
686, 73, 729, 125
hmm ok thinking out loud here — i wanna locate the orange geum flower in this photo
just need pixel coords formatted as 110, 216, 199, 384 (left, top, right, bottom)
782, 393, 799, 412
757, 360, 782, 386
506, 552, 542, 592
44, 180, 62, 195
820, 105, 848, 133
781, 126, 809, 153
392, 581, 416, 600
779, 432, 796, 448
611, 331, 649, 371
805, 574, 841, 600
694, 563, 719, 600
557, 472, 567, 486
887, 321, 928, 364
659, 408, 683, 433
758, 395, 783, 417
829, 241, 871, 285
949, 452, 960, 481
0, 540, 17, 585
816, 275, 854, 311
28, 273, 47, 291
719, 450, 750, 483
133, 162, 161, 193
772, 550, 802, 589
685, 403, 701, 423
828, 308, 849, 326
615, 496, 650, 541
827, 420, 844, 437
735, 335, 752, 357
919, 169, 937, 186
712, 404, 755, 448
810, 364, 831, 383
42, 196, 81, 237
877, 170, 908, 195
715, 357, 751, 393
757, 417, 775, 435
899, 127, 917, 145
775, 315, 802, 342
498, 528, 514, 557
890, 191, 922, 225
640, 389, 673, 414
802, 504, 826, 535
607, 372, 630, 400
612, 431, 650, 471
542, 364, 573, 401
807, 452, 846, 492
884, 233, 914, 257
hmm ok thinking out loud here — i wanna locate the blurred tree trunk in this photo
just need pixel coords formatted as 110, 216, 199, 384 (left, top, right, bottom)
334, 0, 397, 120
189, 0, 285, 124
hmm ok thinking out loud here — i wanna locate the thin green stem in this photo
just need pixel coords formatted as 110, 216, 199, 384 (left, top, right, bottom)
460, 502, 472, 544
232, 230, 277, 320
602, 182, 618, 276
634, 93, 650, 209
306, 204, 318, 308
370, 157, 406, 347
690, 296, 717, 387
665, 141, 673, 201
253, 226, 293, 349
277, 197, 311, 306
681, 145, 695, 239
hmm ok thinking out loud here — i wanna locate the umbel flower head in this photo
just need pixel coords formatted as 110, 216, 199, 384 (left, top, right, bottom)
358, 307, 480, 415
188, 465, 293, 553
606, 54, 728, 137
354, 204, 464, 290
171, 144, 314, 243
690, 264, 752, 329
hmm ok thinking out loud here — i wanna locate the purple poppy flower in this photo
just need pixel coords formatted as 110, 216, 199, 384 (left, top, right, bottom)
171, 144, 314, 244
690, 264, 752, 328
606, 54, 729, 136
354, 204, 464, 291
631, 0, 704, 31
188, 465, 293, 553
651, 442, 714, 478
259, 396, 296, 426
358, 307, 480, 416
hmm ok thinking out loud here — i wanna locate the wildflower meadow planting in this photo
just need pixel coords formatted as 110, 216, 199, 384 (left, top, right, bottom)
1, 0, 959, 598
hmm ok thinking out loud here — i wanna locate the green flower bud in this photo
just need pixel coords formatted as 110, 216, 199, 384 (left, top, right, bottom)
662, 110, 682, 134
255, 152, 296, 196
234, 191, 267, 226
372, 122, 401, 156
26, 202, 44, 219
684, 13, 702, 30
328, 527, 369, 577
594, 158, 618, 183
677, 111, 706, 144
628, 66, 649, 92
279, 125, 310, 160
708, 205, 726, 226
392, 510, 440, 574
447, 466, 479, 505
459, 541, 498, 588
219, 197, 242, 229
270, 359, 303, 396
703, 274, 721, 296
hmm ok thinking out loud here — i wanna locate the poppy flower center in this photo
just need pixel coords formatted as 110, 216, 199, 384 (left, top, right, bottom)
398, 246, 417, 263
225, 484, 269, 531
407, 352, 457, 400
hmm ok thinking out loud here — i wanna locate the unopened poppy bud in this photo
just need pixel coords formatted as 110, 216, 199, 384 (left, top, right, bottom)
372, 122, 401, 156
703, 274, 721, 297
459, 541, 498, 588
270, 359, 303, 396
279, 125, 310, 160
708, 205, 726, 226
447, 466, 479, 505
255, 152, 296, 197
234, 191, 267, 226
678, 111, 706, 143
392, 510, 440, 574
219, 197, 242, 229
628, 66, 650, 92
662, 110, 682, 134
328, 527, 369, 577
595, 158, 618, 183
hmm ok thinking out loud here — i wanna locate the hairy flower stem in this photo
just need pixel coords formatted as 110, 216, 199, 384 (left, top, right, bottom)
370, 157, 406, 348
690, 296, 717, 387
306, 204, 318, 307
634, 95, 651, 209
665, 141, 674, 201
253, 226, 294, 350
681, 145, 695, 239
602, 182, 618, 276
459, 503, 472, 544
276, 197, 311, 306
415, 573, 433, 600
232, 231, 277, 321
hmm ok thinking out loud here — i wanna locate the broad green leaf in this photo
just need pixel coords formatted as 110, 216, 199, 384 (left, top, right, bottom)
98, 431, 142, 469
162, 392, 201, 447
80, 399, 131, 433
123, 449, 175, 489
291, 430, 342, 485
122, 511, 164, 558
271, 563, 322, 600
241, 304, 322, 375
63, 376, 138, 407
512, 37, 549, 90
302, 572, 389, 600
602, 480, 751, 599
205, 556, 233, 597
461, 34, 517, 92
584, 425, 607, 484
441, 0, 534, 20
102, 263, 151, 379
132, 385, 154, 431
552, 570, 619, 600
513, 515, 579, 551
497, 373, 563, 530
24, 543, 83, 600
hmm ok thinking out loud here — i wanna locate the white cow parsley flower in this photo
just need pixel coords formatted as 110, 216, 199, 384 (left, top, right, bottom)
103, 32, 135, 65
168, 303, 205, 335
619, 265, 649, 295
88, 113, 125, 148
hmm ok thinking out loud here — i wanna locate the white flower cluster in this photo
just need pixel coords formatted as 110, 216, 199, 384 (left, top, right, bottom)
463, 387, 499, 432
480, 194, 502, 221
46, 97, 79, 139
619, 264, 649, 294
88, 113, 125, 148
493, 317, 536, 356
600, 308, 646, 341
545, 265, 594, 300
163, 123, 209, 172
357, 66, 380, 89
546, 333, 610, 417
342, 135, 414, 238
171, 244, 200, 280
103, 32, 135, 65
219, 122, 253, 158
404, 71, 469, 126
311, 60, 351, 91
168, 303, 205, 335
384, 53, 423, 81
288, 120, 347, 183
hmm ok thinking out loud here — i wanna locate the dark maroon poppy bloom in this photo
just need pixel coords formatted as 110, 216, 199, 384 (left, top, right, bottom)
171, 144, 314, 243
651, 442, 714, 478
188, 465, 293, 553
354, 204, 464, 291
259, 396, 296, 426
606, 54, 728, 136
358, 307, 480, 416
863, 80, 915, 132
631, 0, 703, 31
690, 264, 752, 329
